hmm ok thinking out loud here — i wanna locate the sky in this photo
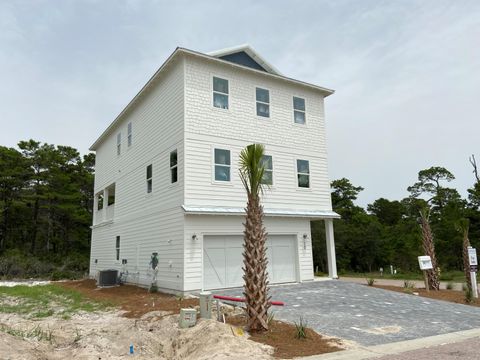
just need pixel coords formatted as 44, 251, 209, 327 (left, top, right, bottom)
1, 0, 479, 207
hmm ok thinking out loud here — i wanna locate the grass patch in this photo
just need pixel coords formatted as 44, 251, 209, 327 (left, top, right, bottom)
0, 284, 111, 318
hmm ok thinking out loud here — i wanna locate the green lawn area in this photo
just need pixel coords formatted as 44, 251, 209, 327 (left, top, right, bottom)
333, 270, 466, 282
0, 284, 111, 319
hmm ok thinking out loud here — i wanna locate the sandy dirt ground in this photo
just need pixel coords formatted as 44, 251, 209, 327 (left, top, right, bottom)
0, 309, 273, 360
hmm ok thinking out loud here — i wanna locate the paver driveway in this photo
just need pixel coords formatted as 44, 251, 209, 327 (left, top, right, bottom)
217, 280, 480, 346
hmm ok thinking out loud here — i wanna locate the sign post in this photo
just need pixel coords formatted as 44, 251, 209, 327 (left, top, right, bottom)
468, 247, 478, 298
418, 256, 433, 292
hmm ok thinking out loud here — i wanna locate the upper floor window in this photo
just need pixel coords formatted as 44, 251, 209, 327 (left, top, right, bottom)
213, 77, 229, 109
297, 159, 310, 188
293, 97, 306, 124
170, 150, 178, 183
256, 88, 270, 118
115, 236, 120, 261
214, 148, 231, 182
146, 164, 153, 193
107, 183, 116, 206
127, 122, 132, 147
261, 155, 273, 185
117, 133, 121, 155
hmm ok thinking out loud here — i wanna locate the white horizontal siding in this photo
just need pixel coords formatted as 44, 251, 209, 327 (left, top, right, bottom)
183, 214, 313, 291
184, 55, 333, 212
90, 58, 185, 291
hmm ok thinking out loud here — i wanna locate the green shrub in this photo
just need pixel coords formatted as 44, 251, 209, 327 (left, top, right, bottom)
446, 282, 454, 290
50, 270, 77, 281
294, 316, 308, 339
366, 278, 375, 286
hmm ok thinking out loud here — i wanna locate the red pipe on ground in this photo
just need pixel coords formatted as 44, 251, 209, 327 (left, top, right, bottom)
213, 294, 285, 306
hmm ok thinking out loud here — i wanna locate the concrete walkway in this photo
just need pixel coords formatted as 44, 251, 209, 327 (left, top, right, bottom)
338, 276, 466, 291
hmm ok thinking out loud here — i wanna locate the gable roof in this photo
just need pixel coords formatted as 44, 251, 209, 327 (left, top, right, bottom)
208, 44, 283, 75
89, 46, 334, 151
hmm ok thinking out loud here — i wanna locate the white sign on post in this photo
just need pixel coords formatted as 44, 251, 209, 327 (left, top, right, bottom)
468, 247, 477, 266
418, 256, 433, 270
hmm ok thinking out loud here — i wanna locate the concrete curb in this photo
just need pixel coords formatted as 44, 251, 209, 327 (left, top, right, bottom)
298, 328, 480, 359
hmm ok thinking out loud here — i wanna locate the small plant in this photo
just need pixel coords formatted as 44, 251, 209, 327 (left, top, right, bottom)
446, 282, 454, 290
149, 284, 158, 293
465, 287, 474, 304
267, 312, 275, 326
403, 280, 415, 294
462, 283, 468, 291
294, 316, 308, 339
366, 278, 375, 286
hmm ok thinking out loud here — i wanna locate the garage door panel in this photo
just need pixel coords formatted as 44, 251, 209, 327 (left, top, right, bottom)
203, 247, 226, 289
203, 235, 297, 290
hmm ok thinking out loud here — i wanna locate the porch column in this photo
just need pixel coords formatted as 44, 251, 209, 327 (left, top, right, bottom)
325, 218, 338, 279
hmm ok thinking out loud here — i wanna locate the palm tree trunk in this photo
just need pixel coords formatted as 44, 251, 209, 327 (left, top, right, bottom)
420, 210, 440, 290
462, 228, 472, 291
243, 194, 271, 332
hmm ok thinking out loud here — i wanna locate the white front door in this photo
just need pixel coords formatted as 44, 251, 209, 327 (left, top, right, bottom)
203, 235, 297, 290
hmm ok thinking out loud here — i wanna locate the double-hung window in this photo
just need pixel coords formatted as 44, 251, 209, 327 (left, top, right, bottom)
213, 77, 229, 109
261, 155, 273, 185
256, 88, 270, 117
214, 148, 231, 182
170, 150, 178, 183
146, 164, 153, 193
297, 159, 310, 188
127, 122, 132, 147
293, 97, 306, 124
116, 133, 121, 155
115, 236, 120, 261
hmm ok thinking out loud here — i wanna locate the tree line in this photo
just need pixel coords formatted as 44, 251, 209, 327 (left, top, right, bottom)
313, 161, 480, 275
0, 140, 94, 278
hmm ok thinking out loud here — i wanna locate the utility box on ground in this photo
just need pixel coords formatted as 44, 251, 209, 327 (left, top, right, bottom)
179, 308, 197, 328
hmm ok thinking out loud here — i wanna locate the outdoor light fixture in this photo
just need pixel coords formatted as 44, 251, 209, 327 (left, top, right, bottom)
192, 234, 198, 241
302, 233, 308, 250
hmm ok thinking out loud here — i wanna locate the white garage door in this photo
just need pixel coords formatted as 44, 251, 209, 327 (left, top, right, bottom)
203, 235, 297, 290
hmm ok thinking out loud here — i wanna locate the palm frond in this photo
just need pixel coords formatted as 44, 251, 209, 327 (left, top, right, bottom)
238, 144, 266, 198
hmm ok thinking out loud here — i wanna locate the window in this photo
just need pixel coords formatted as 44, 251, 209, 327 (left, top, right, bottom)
293, 97, 306, 124
146, 164, 153, 193
115, 236, 120, 261
96, 192, 104, 210
127, 122, 132, 147
170, 149, 178, 183
261, 155, 273, 185
117, 132, 121, 155
213, 77, 229, 109
256, 88, 270, 117
297, 159, 310, 188
214, 148, 231, 181
107, 184, 115, 206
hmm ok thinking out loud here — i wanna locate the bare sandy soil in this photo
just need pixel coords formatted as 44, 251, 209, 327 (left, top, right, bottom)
0, 310, 273, 360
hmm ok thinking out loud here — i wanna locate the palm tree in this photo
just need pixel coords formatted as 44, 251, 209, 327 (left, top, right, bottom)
456, 219, 472, 291
419, 209, 440, 290
239, 144, 271, 332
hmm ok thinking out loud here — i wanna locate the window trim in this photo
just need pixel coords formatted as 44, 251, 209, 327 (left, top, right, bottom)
296, 159, 311, 189
211, 75, 230, 111
116, 132, 121, 155
293, 96, 307, 125
212, 147, 232, 184
170, 149, 178, 184
115, 236, 120, 262
260, 154, 274, 186
255, 87, 271, 118
146, 164, 153, 193
127, 122, 132, 147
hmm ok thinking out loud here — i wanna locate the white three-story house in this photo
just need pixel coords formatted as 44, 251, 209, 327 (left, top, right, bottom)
89, 45, 339, 293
